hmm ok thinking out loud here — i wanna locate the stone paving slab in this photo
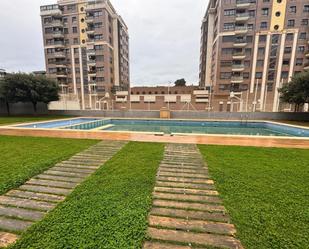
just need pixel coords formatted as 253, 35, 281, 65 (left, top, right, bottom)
0, 217, 33, 233
157, 177, 214, 185
158, 168, 208, 174
19, 185, 72, 196
44, 170, 90, 178
0, 205, 45, 221
0, 141, 127, 247
154, 187, 219, 196
0, 196, 56, 211
147, 227, 243, 249
151, 207, 230, 223
153, 199, 226, 213
156, 181, 216, 190
149, 215, 236, 235
55, 163, 100, 170
158, 172, 209, 179
35, 174, 84, 183
5, 190, 65, 203
0, 232, 19, 248
144, 144, 243, 249
50, 167, 95, 174
26, 179, 77, 189
153, 192, 222, 204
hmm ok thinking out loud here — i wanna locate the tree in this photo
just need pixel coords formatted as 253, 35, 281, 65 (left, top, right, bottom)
174, 78, 186, 87
0, 78, 10, 115
279, 71, 309, 112
1, 73, 60, 113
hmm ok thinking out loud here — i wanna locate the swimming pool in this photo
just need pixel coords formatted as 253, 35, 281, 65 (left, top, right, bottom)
16, 118, 309, 137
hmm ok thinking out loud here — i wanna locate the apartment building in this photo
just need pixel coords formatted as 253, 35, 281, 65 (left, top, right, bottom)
199, 0, 309, 112
40, 0, 129, 110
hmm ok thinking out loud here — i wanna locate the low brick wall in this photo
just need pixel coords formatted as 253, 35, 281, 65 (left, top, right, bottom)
0, 101, 48, 116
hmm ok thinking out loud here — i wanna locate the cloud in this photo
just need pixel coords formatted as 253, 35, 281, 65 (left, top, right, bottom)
0, 0, 207, 86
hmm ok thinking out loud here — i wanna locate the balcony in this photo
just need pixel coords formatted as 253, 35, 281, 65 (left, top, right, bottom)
47, 41, 65, 48
304, 63, 309, 70
232, 52, 246, 59
85, 16, 95, 23
305, 51, 309, 58
52, 31, 64, 38
45, 20, 63, 28
234, 26, 248, 34
88, 70, 97, 76
86, 27, 95, 34
232, 64, 245, 72
233, 40, 247, 47
235, 13, 250, 22
231, 76, 244, 83
236, 0, 251, 8
87, 49, 96, 55
54, 52, 66, 58
87, 59, 96, 65
40, 5, 62, 16
86, 1, 104, 11
56, 72, 67, 78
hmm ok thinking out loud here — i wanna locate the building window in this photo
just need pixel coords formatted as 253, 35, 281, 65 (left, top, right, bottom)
284, 47, 292, 54
287, 20, 295, 27
262, 8, 269, 16
301, 19, 309, 26
72, 27, 78, 33
296, 58, 303, 66
286, 33, 294, 41
289, 6, 296, 13
224, 9, 235, 16
223, 23, 235, 31
281, 71, 289, 79
260, 22, 268, 29
304, 5, 309, 12
282, 59, 290, 66
73, 38, 79, 44
299, 32, 307, 40
67, 4, 76, 11
255, 72, 262, 79
259, 35, 267, 42
220, 72, 232, 79
297, 46, 305, 53
258, 47, 265, 56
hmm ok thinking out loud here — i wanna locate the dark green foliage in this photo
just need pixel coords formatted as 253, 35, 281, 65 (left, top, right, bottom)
199, 145, 309, 249
10, 142, 164, 249
174, 78, 186, 87
0, 73, 59, 113
279, 71, 309, 112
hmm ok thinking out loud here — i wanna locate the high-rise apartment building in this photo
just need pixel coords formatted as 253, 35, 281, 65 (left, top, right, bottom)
199, 0, 309, 112
40, 0, 129, 110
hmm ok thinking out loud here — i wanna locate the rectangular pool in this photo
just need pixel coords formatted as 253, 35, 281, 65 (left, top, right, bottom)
18, 118, 308, 137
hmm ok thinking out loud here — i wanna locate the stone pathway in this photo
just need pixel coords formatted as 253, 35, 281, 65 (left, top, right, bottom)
0, 140, 127, 248
143, 144, 243, 249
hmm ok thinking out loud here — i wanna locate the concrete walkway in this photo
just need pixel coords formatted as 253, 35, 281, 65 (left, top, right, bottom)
0, 141, 127, 248
144, 144, 243, 249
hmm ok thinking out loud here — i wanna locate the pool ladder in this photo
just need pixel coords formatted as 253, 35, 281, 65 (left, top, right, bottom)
240, 114, 249, 125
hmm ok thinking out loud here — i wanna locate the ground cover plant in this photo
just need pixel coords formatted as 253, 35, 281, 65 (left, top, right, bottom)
0, 135, 97, 195
199, 145, 309, 249
10, 142, 164, 249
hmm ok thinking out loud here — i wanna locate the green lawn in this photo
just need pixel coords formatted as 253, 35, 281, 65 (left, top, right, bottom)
0, 136, 98, 196
0, 116, 73, 126
199, 145, 309, 249
10, 142, 164, 249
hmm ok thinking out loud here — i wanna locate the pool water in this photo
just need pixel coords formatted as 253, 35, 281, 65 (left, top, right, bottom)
16, 118, 309, 137
17, 118, 100, 129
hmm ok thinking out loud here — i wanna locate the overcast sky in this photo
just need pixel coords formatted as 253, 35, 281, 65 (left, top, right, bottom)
0, 0, 207, 86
